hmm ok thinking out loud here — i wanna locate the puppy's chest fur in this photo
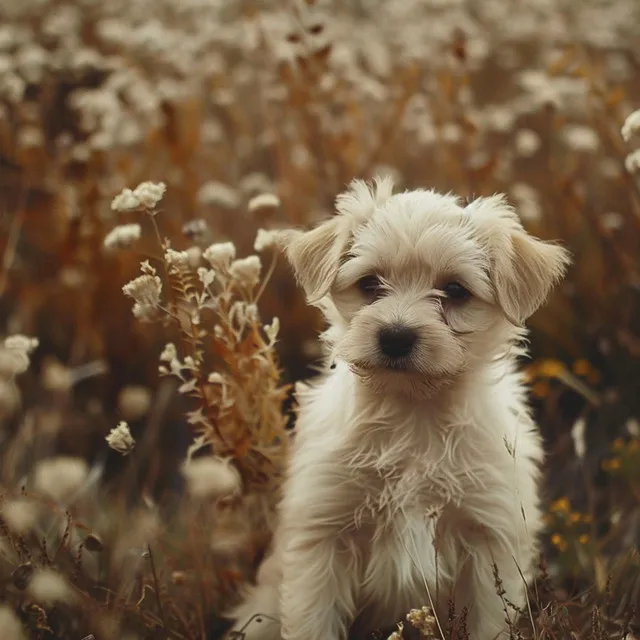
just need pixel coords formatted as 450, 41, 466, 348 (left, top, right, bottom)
339, 423, 493, 622
346, 421, 488, 530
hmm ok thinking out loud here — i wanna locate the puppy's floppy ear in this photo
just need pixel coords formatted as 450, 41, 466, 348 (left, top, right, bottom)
275, 215, 351, 304
467, 195, 571, 324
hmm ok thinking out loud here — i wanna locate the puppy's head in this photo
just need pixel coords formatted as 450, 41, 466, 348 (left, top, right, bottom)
278, 178, 570, 396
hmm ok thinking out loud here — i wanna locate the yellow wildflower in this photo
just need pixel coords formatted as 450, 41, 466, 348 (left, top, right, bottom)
572, 359, 591, 376
536, 359, 565, 379
551, 533, 568, 552
550, 497, 571, 513
579, 534, 589, 544
602, 458, 621, 472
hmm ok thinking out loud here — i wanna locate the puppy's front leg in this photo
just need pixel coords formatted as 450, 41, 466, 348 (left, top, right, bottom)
279, 524, 359, 640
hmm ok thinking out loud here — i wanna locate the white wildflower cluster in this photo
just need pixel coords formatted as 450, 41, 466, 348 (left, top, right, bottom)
197, 181, 241, 209
111, 181, 166, 213
253, 228, 279, 252
622, 109, 640, 176
181, 456, 242, 500
0, 334, 38, 422
621, 109, 640, 143
248, 193, 281, 213
103, 223, 141, 251
33, 456, 89, 503
122, 261, 163, 322
106, 420, 136, 455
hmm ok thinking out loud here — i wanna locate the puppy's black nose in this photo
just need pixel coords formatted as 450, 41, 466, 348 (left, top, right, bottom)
378, 325, 417, 359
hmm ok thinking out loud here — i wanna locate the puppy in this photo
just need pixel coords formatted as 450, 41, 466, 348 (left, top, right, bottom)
227, 177, 570, 640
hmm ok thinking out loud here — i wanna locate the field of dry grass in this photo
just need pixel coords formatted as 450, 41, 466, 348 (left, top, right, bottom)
0, 0, 639, 638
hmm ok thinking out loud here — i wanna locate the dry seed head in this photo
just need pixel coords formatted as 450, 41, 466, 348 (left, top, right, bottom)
182, 456, 242, 500
0, 348, 31, 377
514, 128, 541, 157
248, 193, 281, 213
624, 149, 640, 174
33, 456, 89, 502
111, 181, 166, 212
103, 223, 141, 251
253, 228, 279, 252
111, 188, 141, 212
4, 334, 38, 355
621, 109, 640, 142
117, 385, 152, 421
28, 569, 76, 606
197, 267, 215, 287
229, 255, 262, 288
2, 498, 39, 535
40, 358, 72, 392
122, 270, 163, 322
561, 124, 600, 153
197, 181, 240, 209
106, 421, 136, 455
203, 242, 236, 269
164, 248, 190, 267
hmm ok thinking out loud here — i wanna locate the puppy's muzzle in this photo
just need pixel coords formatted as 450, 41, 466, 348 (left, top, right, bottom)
377, 324, 417, 360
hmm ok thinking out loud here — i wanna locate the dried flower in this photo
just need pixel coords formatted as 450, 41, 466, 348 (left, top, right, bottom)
134, 181, 166, 208
621, 109, 640, 142
514, 128, 541, 157
203, 242, 236, 269
122, 270, 163, 322
117, 385, 152, 421
624, 149, 640, 174
254, 228, 279, 252
33, 456, 89, 502
28, 569, 76, 606
40, 358, 72, 392
561, 124, 600, 153
229, 255, 262, 287
264, 317, 280, 344
509, 183, 542, 222
106, 421, 136, 455
111, 188, 141, 212
2, 498, 38, 535
0, 335, 38, 376
248, 193, 281, 213
197, 267, 215, 287
103, 223, 141, 250
111, 181, 166, 212
4, 334, 38, 354
181, 456, 242, 500
164, 248, 190, 267
197, 181, 240, 209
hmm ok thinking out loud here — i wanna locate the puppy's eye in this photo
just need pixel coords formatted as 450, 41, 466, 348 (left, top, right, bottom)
443, 282, 471, 301
357, 275, 383, 299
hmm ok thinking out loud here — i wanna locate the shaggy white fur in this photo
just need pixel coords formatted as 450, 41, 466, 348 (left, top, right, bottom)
227, 177, 570, 640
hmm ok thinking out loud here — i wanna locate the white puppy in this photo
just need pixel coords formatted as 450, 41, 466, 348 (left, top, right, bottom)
227, 178, 570, 640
